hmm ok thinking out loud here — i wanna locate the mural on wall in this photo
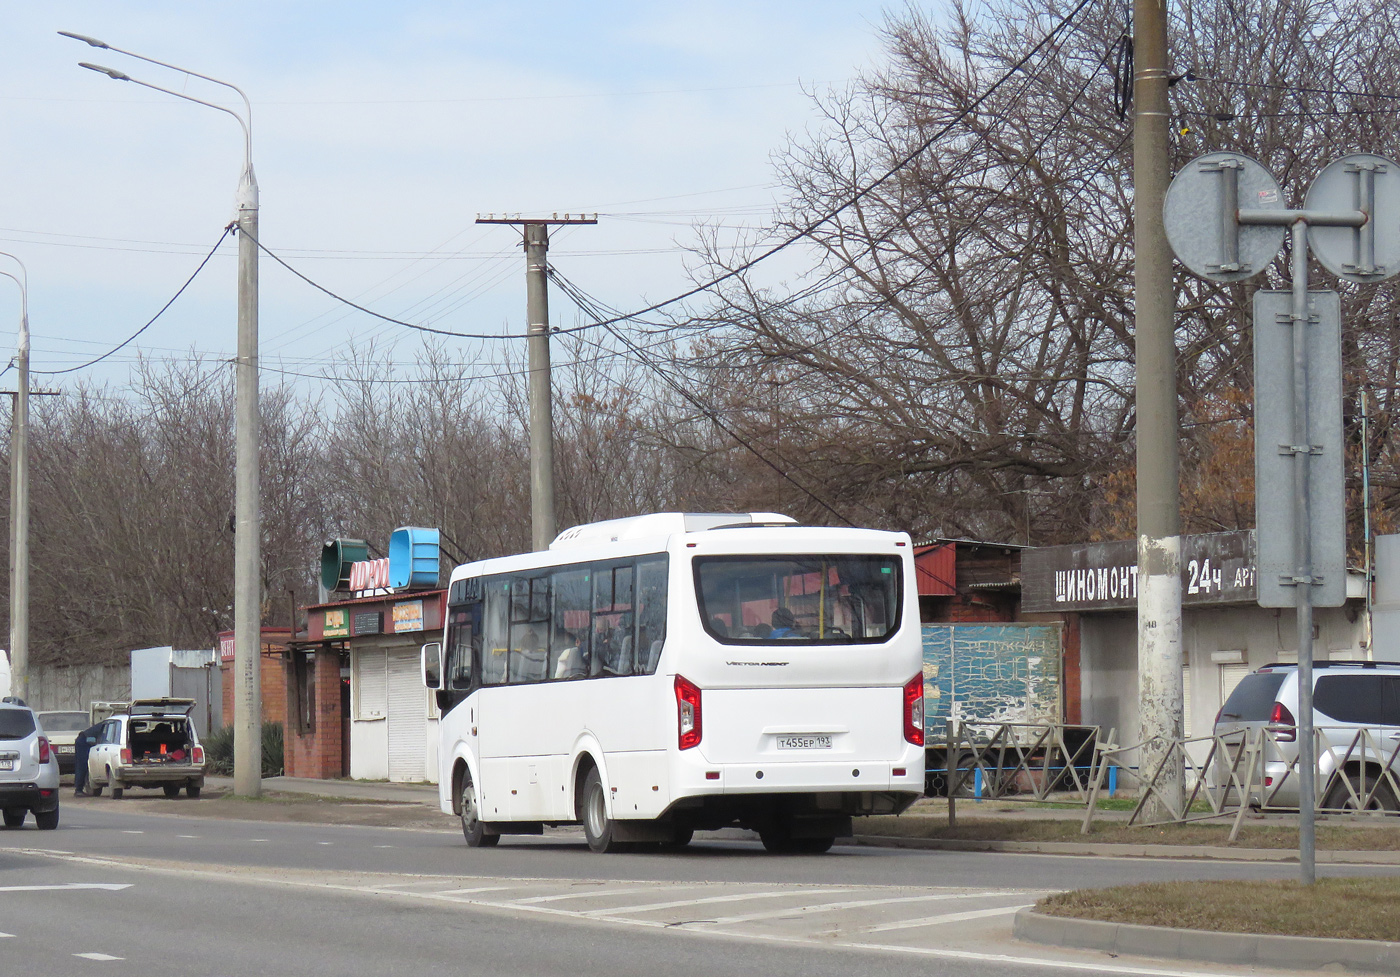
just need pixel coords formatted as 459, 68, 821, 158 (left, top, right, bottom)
921, 624, 1062, 729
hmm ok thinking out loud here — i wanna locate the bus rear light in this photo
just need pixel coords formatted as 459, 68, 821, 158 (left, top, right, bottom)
893, 768, 906, 777
38, 736, 50, 764
705, 771, 720, 780
675, 675, 702, 750
903, 675, 924, 746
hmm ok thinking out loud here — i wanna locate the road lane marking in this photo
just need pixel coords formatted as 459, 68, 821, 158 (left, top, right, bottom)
0, 883, 132, 892
435, 885, 517, 896
581, 888, 858, 917
516, 885, 694, 904
317, 842, 333, 846
74, 953, 123, 961
120, 830, 143, 834
0, 932, 14, 937
861, 903, 1031, 932
707, 890, 1017, 925
176, 835, 199, 839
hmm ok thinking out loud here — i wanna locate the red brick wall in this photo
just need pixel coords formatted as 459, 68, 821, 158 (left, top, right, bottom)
283, 650, 343, 779
219, 638, 291, 732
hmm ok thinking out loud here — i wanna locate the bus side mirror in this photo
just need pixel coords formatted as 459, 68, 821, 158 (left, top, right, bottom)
421, 642, 443, 689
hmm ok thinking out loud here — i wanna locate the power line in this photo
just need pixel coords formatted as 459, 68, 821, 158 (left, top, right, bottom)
31, 227, 232, 377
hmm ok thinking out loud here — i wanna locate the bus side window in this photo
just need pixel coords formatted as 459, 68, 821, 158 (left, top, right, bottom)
594, 563, 635, 677
551, 567, 591, 680
509, 576, 551, 683
480, 578, 510, 685
635, 557, 668, 675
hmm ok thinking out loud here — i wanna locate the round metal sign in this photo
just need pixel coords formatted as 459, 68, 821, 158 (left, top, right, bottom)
1305, 153, 1400, 283
1164, 152, 1286, 282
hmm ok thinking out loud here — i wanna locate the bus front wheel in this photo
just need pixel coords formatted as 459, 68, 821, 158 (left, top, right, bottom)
459, 771, 498, 848
581, 768, 621, 853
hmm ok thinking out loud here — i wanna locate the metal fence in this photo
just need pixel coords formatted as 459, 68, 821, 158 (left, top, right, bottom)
927, 721, 1107, 807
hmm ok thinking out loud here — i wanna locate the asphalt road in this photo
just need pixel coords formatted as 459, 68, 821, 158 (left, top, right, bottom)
0, 802, 1394, 977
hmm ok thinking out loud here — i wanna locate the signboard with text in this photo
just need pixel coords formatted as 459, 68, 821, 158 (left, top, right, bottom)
1021, 530, 1256, 613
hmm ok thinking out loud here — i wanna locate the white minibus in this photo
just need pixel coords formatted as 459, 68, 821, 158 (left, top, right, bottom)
422, 512, 924, 853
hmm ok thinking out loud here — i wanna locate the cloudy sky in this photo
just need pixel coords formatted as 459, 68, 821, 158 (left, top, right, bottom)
0, 1, 897, 391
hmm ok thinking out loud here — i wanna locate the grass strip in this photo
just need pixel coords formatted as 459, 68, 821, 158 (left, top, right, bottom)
1037, 878, 1400, 942
861, 815, 1400, 850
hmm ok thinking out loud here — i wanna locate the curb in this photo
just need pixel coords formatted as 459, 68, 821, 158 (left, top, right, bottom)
1014, 908, 1400, 975
853, 834, 1400, 864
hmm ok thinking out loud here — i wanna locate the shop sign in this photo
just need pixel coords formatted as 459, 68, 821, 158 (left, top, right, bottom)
391, 600, 424, 634
219, 633, 235, 662
353, 610, 383, 636
324, 608, 350, 638
1021, 530, 1256, 613
349, 558, 391, 592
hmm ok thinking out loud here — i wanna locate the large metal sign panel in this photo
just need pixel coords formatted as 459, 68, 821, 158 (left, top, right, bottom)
920, 624, 1061, 729
1020, 531, 1256, 613
1305, 154, 1400, 283
1253, 290, 1347, 608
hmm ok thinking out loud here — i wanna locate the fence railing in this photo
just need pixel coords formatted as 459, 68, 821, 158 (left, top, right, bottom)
926, 721, 1108, 811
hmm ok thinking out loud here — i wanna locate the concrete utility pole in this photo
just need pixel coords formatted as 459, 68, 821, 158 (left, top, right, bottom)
66, 32, 263, 797
1132, 0, 1185, 819
0, 257, 29, 704
476, 214, 597, 551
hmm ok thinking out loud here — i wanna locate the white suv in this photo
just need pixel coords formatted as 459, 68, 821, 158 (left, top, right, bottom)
0, 697, 61, 829
1213, 661, 1400, 812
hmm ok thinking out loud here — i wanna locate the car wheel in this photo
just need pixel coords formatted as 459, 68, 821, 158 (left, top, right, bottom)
1324, 772, 1399, 812
33, 809, 58, 831
458, 770, 497, 848
186, 782, 201, 799
580, 768, 621, 853
110, 787, 123, 800
2, 808, 25, 828
89, 783, 103, 797
163, 784, 182, 798
664, 827, 694, 849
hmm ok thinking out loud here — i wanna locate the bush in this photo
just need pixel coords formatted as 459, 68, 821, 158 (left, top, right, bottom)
202, 722, 283, 778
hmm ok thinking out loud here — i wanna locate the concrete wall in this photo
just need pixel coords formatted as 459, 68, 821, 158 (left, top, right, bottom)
25, 664, 131, 713
284, 649, 344, 779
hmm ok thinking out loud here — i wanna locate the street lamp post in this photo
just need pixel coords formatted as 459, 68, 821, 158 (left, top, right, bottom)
0, 255, 28, 704
65, 33, 263, 797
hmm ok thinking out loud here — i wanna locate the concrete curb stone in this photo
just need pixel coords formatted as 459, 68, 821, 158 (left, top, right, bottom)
853, 833, 1400, 864
1014, 908, 1400, 975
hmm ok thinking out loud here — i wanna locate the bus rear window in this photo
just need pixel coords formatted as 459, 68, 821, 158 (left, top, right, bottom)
695, 555, 901, 645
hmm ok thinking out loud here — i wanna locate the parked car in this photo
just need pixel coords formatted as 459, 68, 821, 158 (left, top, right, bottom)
36, 710, 91, 775
0, 697, 60, 828
86, 698, 206, 799
1213, 661, 1400, 811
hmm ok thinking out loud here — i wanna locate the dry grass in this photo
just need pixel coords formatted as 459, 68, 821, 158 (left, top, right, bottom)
861, 815, 1400, 850
1038, 878, 1400, 942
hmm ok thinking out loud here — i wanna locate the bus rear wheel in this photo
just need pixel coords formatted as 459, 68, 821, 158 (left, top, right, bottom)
581, 768, 621, 853
459, 771, 498, 848
760, 824, 836, 854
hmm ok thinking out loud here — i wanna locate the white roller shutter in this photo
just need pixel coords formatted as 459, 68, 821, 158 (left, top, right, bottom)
387, 648, 426, 782
355, 649, 388, 720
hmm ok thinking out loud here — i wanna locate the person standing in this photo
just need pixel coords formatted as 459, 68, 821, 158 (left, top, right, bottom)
73, 720, 104, 796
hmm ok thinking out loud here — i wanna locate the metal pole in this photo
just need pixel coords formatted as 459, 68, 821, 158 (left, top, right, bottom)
1133, 0, 1184, 821
1362, 388, 1374, 661
232, 165, 262, 798
524, 222, 556, 551
1290, 218, 1316, 884
7, 287, 28, 704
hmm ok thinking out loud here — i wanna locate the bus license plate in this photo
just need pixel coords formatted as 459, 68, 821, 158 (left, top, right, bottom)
0, 759, 12, 771
776, 735, 832, 750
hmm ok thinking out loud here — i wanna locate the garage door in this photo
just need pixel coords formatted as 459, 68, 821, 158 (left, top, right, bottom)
387, 648, 426, 782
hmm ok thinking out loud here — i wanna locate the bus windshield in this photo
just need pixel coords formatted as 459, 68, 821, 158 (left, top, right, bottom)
694, 555, 901, 645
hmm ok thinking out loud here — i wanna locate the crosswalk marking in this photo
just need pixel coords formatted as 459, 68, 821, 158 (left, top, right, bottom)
860, 904, 1031, 933
434, 885, 518, 896
516, 885, 689, 905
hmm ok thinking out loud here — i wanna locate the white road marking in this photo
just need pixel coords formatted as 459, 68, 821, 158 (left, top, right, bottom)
73, 952, 123, 961
120, 830, 143, 834
176, 835, 199, 839
861, 903, 1031, 932
434, 885, 517, 896
317, 842, 333, 846
581, 888, 858, 917
250, 839, 268, 843
0, 883, 132, 892
516, 885, 691, 905
707, 890, 1016, 925
373, 845, 393, 848
0, 932, 14, 937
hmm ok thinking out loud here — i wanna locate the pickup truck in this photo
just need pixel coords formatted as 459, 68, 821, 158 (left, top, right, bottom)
86, 698, 207, 799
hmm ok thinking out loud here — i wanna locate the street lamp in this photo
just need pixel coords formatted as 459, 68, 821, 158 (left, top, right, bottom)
64, 32, 263, 798
0, 254, 28, 705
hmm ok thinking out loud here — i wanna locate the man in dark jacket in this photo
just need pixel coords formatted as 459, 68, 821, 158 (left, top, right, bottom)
73, 721, 105, 796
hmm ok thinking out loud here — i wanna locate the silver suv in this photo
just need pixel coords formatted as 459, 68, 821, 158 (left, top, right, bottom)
1213, 661, 1400, 812
0, 697, 61, 829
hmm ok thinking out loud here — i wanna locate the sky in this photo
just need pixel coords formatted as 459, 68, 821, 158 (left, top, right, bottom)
0, 1, 899, 395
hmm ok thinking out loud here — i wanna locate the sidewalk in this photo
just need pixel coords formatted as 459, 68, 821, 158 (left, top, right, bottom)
204, 775, 440, 806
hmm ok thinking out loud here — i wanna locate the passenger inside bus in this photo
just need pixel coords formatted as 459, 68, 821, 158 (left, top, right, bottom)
553, 628, 587, 679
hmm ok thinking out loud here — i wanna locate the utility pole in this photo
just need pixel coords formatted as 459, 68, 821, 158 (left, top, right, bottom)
477, 214, 597, 551
1132, 0, 1184, 820
233, 163, 261, 798
0, 264, 28, 705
